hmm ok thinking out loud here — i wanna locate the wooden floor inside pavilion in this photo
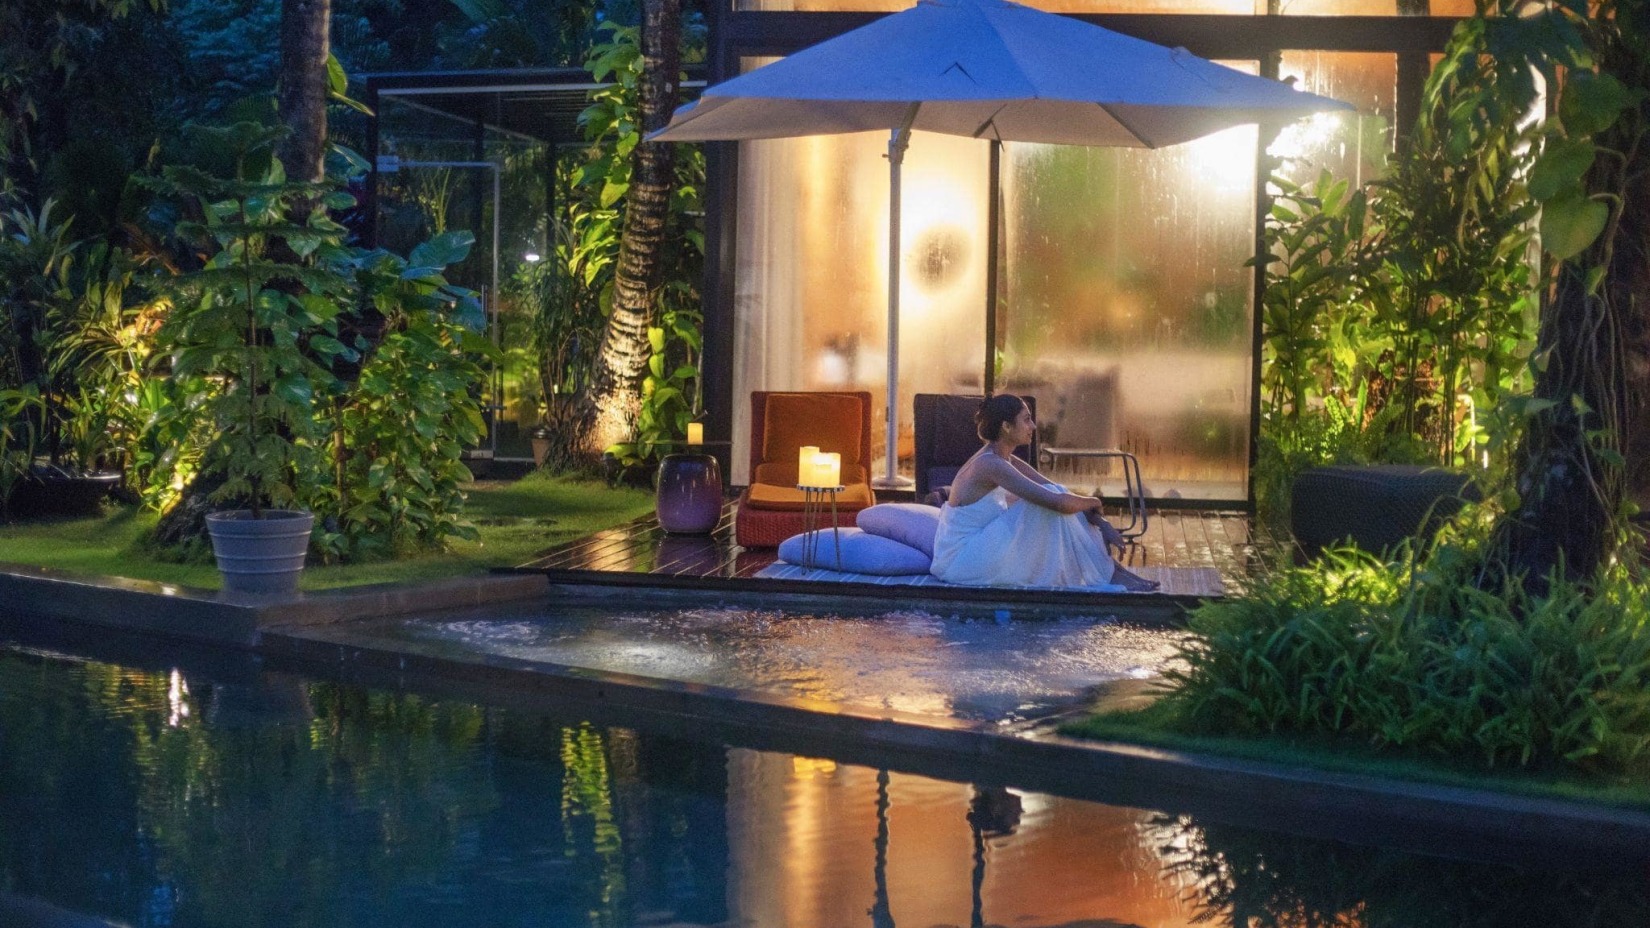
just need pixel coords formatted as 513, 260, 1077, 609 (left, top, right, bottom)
517, 496, 1278, 610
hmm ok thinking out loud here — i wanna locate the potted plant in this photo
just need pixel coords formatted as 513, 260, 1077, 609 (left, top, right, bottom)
152, 123, 354, 594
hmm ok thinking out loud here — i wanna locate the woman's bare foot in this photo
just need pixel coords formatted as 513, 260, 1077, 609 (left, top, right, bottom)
1113, 565, 1160, 592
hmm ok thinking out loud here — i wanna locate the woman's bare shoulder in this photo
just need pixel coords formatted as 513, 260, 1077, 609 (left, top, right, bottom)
946, 453, 1011, 505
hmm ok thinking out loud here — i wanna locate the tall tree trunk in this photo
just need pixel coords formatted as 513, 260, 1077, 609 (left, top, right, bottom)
156, 0, 333, 545
569, 0, 682, 462
1492, 31, 1648, 590
278, 0, 331, 184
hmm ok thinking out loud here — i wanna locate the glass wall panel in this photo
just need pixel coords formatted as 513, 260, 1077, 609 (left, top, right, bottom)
375, 96, 549, 461
1271, 51, 1398, 189
1275, 0, 1474, 13
737, 0, 1255, 13
998, 126, 1258, 502
732, 83, 989, 483
735, 0, 1474, 15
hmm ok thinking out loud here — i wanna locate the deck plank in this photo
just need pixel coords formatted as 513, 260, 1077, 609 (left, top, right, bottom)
520, 495, 1256, 602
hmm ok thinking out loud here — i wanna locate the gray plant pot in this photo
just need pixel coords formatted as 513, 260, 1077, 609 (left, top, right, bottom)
205, 509, 315, 596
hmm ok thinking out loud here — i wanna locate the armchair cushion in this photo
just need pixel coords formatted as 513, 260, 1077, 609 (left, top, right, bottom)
760, 392, 866, 473
778, 527, 932, 575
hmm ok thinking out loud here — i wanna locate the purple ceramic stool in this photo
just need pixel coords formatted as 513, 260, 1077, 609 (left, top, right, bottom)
656, 452, 723, 534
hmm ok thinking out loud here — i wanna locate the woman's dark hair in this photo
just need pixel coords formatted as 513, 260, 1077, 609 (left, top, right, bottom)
975, 393, 1027, 443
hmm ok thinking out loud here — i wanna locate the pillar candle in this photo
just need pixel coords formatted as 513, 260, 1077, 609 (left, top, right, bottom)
798, 446, 819, 486
816, 452, 841, 489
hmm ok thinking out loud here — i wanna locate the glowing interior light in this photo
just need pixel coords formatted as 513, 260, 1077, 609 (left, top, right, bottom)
1267, 111, 1345, 163
523, 251, 542, 263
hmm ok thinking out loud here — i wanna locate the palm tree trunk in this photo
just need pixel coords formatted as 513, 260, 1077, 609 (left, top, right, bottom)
569, 0, 682, 462
278, 0, 331, 184
1492, 42, 1647, 589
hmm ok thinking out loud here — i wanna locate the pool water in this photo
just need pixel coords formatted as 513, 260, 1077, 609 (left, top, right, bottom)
0, 636, 1644, 928
372, 602, 1187, 723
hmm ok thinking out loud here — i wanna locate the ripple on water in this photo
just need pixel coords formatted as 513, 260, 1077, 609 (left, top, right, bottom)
408, 605, 1189, 723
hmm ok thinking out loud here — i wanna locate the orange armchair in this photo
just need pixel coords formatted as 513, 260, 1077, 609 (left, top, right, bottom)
735, 391, 877, 548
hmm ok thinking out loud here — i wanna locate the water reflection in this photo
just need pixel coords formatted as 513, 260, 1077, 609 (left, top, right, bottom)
1153, 814, 1650, 928
0, 644, 1643, 928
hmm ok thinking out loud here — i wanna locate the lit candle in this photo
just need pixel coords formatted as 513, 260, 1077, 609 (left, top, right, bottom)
816, 452, 841, 489
798, 445, 819, 486
686, 422, 703, 445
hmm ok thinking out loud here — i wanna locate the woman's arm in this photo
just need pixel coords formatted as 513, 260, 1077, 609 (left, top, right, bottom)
981, 457, 1099, 514
1003, 452, 1052, 485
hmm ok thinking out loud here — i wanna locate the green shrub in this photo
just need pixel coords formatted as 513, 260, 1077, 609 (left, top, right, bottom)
311, 235, 491, 560
1165, 523, 1650, 773
145, 122, 491, 559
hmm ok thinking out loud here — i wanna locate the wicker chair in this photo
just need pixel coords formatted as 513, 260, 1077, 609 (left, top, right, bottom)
735, 391, 876, 548
912, 394, 1038, 504
1292, 464, 1481, 555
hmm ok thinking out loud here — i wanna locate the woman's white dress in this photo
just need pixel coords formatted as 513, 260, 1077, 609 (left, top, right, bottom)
930, 485, 1122, 590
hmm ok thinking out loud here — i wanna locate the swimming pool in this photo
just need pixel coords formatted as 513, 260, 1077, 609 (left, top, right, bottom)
356, 600, 1186, 724
0, 622, 1642, 928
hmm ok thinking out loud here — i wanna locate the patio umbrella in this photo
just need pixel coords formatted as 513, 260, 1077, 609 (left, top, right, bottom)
651, 0, 1352, 487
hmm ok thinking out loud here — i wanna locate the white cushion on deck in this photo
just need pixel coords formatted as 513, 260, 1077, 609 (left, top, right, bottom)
855, 503, 942, 557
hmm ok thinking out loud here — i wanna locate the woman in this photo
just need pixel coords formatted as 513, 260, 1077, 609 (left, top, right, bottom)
930, 394, 1159, 592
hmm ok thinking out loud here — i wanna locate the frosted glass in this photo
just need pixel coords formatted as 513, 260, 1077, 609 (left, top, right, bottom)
726, 48, 1406, 500
998, 127, 1259, 502
732, 128, 989, 484
1272, 51, 1398, 189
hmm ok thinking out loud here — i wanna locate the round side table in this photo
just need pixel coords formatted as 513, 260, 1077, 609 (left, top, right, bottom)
656, 452, 723, 534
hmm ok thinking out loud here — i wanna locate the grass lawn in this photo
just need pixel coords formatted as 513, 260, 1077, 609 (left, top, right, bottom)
1064, 700, 1650, 812
0, 473, 656, 592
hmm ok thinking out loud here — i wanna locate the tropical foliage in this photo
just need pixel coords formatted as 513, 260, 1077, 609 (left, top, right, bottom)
319, 234, 491, 558
147, 122, 355, 517
1253, 32, 1541, 527
534, 19, 706, 478
1164, 531, 1650, 774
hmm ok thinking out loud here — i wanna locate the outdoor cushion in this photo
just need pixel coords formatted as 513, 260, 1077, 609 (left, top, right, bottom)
761, 393, 865, 470
1292, 464, 1481, 555
745, 481, 876, 512
856, 502, 942, 557
778, 527, 932, 575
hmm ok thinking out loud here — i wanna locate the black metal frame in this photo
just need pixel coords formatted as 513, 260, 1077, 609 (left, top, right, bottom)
698, 9, 1465, 509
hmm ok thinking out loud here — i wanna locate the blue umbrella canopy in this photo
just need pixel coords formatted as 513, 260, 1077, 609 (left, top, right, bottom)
653, 0, 1352, 486
653, 0, 1351, 146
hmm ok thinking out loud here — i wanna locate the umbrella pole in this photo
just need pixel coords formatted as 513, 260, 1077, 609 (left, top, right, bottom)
877, 105, 920, 490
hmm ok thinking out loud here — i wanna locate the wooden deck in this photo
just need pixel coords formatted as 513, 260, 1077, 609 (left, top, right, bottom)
516, 498, 1277, 603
